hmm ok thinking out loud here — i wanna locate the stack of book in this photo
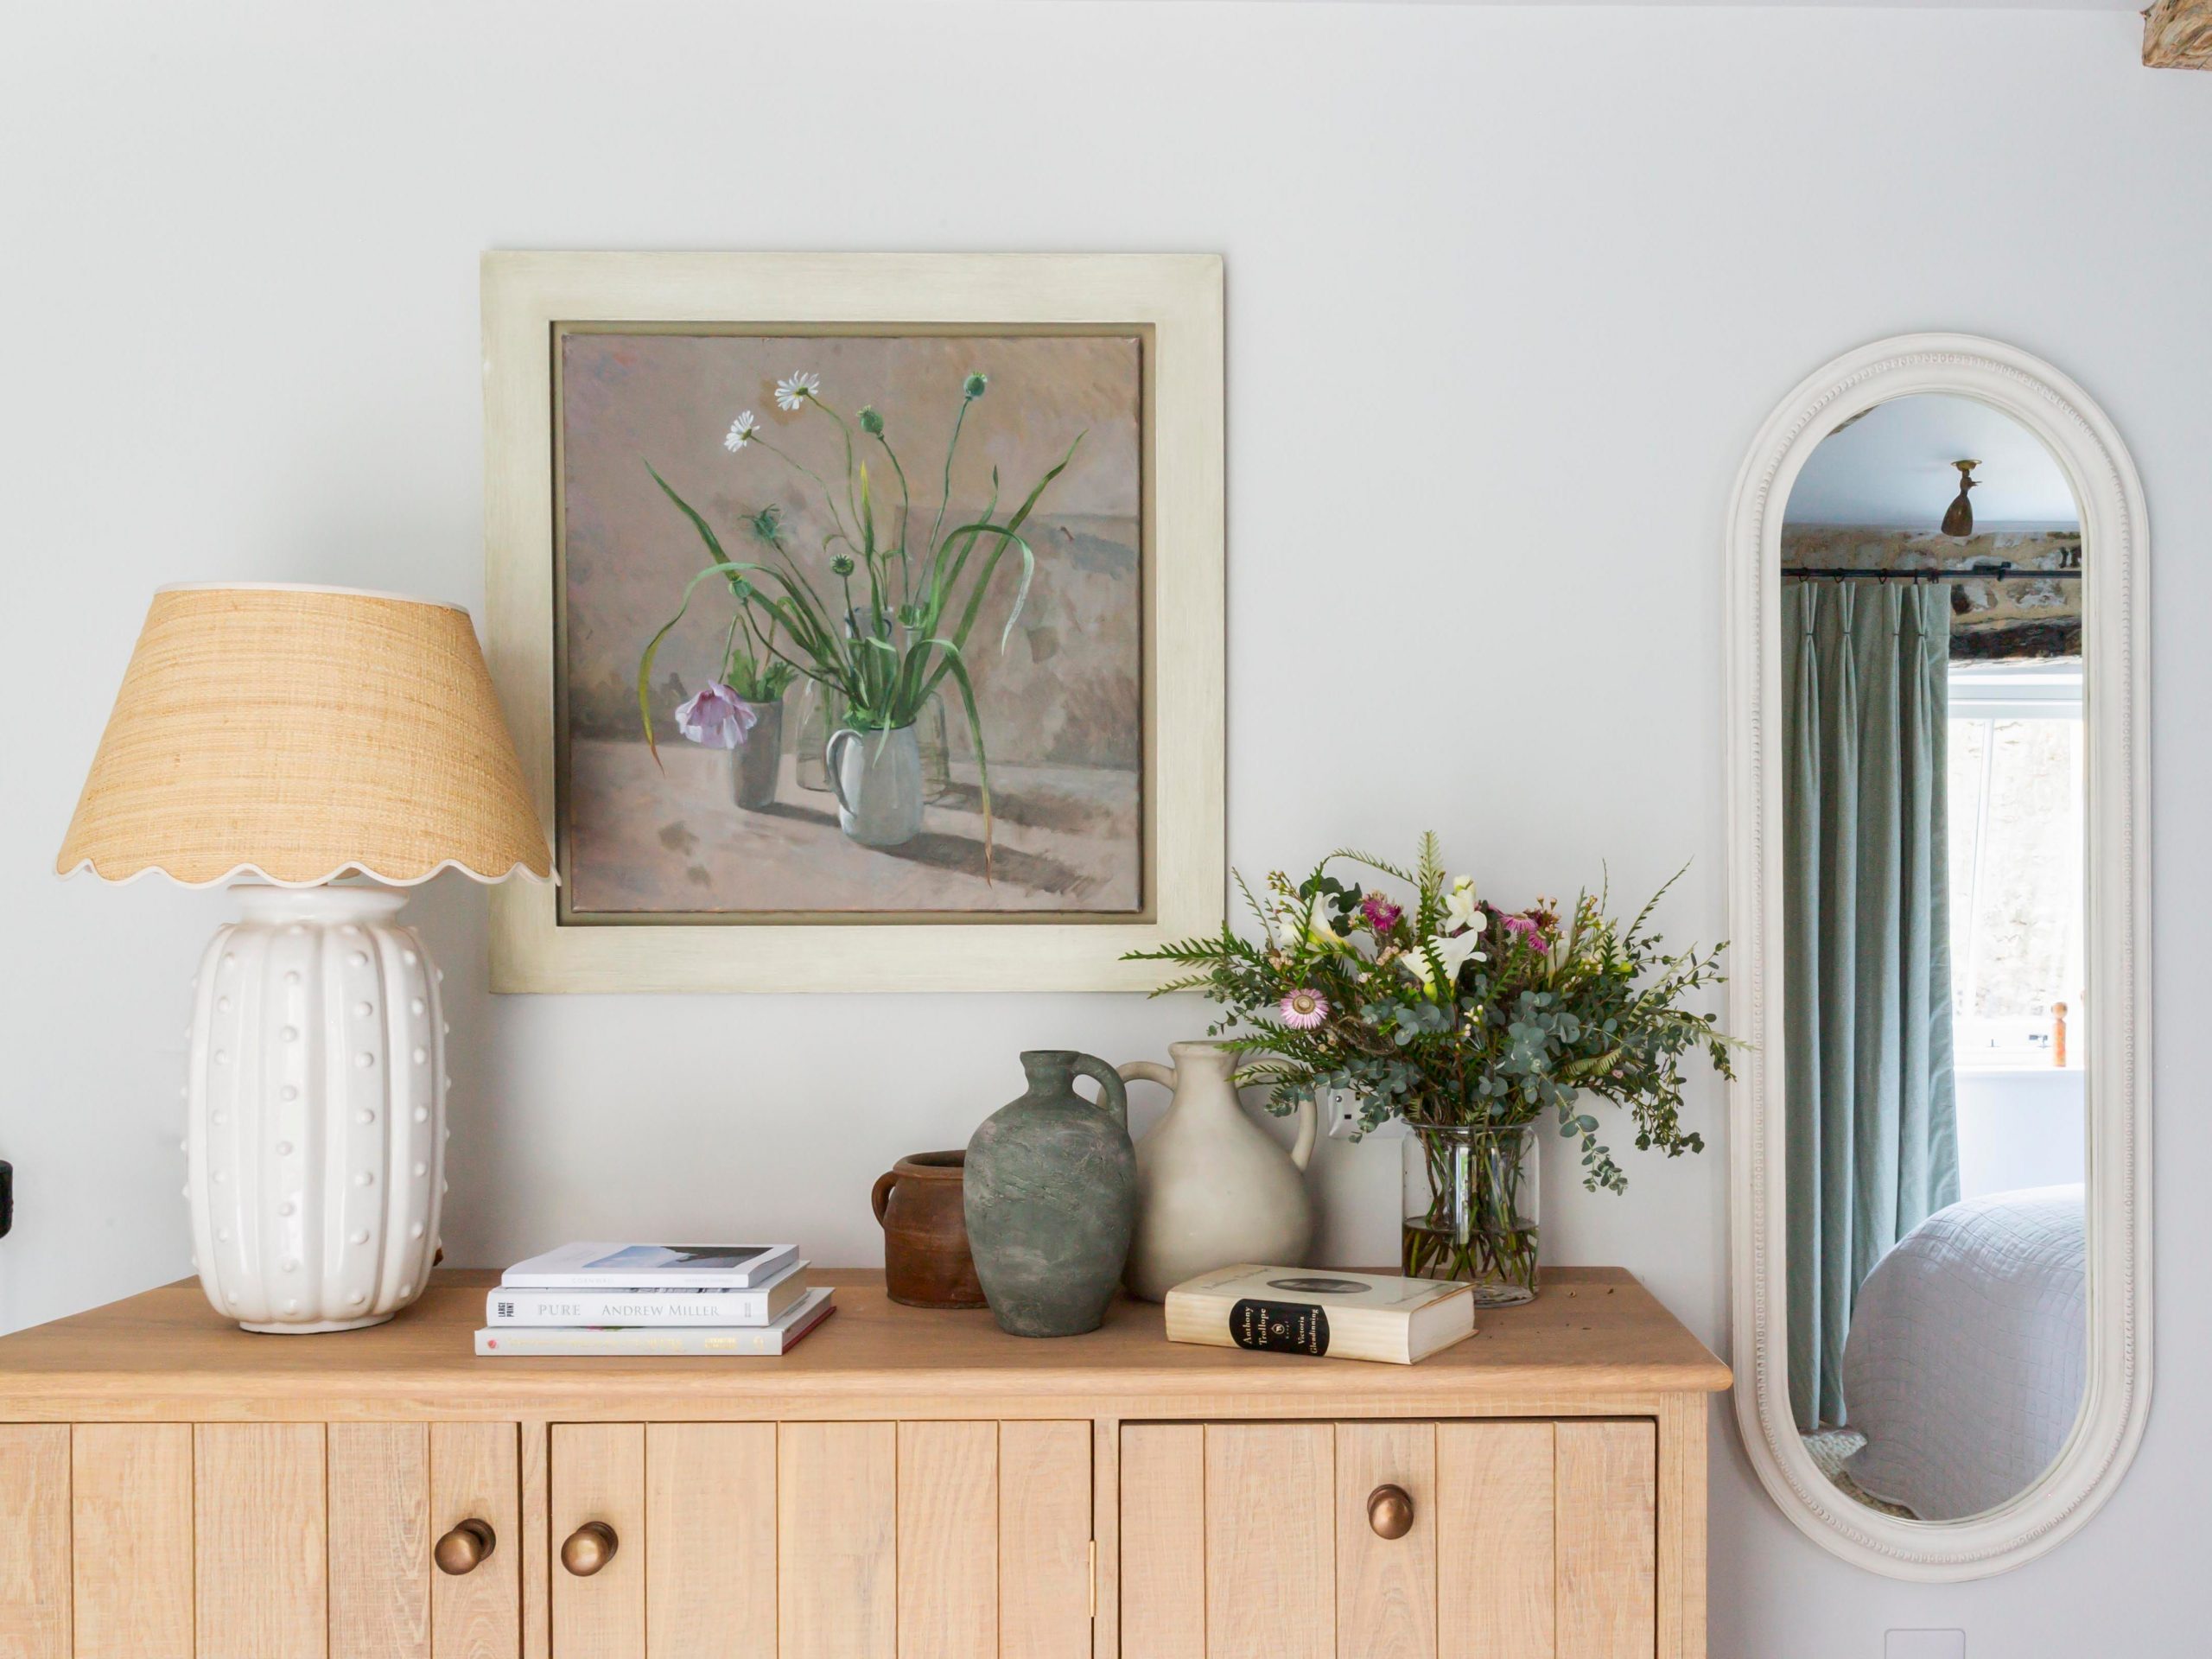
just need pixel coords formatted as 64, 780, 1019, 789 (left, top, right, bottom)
474, 1242, 835, 1357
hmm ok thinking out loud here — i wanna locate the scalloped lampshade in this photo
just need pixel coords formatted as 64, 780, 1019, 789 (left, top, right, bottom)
57, 582, 550, 887
54, 582, 550, 1335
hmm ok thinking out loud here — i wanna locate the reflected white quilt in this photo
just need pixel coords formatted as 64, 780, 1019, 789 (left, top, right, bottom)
1841, 1185, 2086, 1522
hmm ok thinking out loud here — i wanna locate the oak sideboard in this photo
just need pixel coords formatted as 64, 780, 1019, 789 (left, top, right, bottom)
0, 1265, 1728, 1658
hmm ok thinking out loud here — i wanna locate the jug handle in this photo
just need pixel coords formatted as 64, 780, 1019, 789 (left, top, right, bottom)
1117, 1059, 1177, 1091
870, 1170, 897, 1226
1226, 1067, 1319, 1173
1071, 1053, 1131, 1131
824, 728, 859, 817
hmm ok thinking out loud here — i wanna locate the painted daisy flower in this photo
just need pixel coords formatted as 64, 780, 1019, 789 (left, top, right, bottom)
1280, 988, 1330, 1030
674, 683, 760, 750
1360, 893, 1402, 933
723, 410, 760, 452
774, 371, 821, 411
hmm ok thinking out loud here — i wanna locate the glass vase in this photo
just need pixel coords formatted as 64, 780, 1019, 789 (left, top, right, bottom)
914, 691, 956, 804
1401, 1120, 1541, 1306
791, 678, 842, 793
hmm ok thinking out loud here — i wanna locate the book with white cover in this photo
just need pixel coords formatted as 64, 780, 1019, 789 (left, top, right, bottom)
475, 1287, 836, 1357
486, 1260, 809, 1327
1164, 1265, 1475, 1365
500, 1241, 798, 1290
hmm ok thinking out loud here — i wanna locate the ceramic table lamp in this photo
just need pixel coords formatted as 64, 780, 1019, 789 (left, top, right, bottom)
55, 583, 551, 1332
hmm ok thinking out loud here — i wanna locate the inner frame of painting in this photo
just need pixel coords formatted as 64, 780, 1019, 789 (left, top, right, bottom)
552, 322, 1152, 924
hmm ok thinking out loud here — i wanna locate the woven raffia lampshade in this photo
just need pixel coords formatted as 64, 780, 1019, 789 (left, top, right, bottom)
57, 583, 552, 887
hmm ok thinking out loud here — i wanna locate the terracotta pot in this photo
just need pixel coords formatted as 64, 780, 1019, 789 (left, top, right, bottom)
871, 1151, 987, 1309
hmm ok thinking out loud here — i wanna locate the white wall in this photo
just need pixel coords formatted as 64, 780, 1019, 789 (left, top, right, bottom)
2, 3, 2205, 1653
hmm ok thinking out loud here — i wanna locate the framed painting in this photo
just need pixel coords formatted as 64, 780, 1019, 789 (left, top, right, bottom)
482, 252, 1224, 991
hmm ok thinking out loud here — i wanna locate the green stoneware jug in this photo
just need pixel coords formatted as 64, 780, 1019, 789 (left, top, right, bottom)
963, 1050, 1137, 1338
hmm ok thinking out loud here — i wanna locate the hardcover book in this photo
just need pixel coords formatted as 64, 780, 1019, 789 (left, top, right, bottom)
1163, 1266, 1476, 1365
475, 1287, 836, 1357
499, 1241, 799, 1290
486, 1260, 809, 1327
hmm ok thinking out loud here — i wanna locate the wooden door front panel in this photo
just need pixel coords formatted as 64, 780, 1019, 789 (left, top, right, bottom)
1554, 1421, 1656, 1659
645, 1423, 777, 1659
0, 1425, 69, 1659
429, 1422, 523, 1659
73, 1423, 193, 1659
1120, 1419, 1657, 1659
195, 1423, 328, 1659
551, 1424, 646, 1659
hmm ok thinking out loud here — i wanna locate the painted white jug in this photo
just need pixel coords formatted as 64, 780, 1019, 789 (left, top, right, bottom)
1117, 1040, 1317, 1301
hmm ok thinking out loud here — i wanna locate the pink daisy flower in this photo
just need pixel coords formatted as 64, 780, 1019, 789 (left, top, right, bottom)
1361, 893, 1402, 932
1280, 987, 1330, 1029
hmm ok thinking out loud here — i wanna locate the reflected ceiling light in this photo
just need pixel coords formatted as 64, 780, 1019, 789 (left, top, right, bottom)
1942, 460, 1980, 537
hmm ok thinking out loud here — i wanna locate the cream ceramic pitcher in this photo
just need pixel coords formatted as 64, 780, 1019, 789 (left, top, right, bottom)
1117, 1040, 1317, 1301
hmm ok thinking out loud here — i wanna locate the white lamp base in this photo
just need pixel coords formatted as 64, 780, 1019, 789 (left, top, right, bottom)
186, 883, 448, 1332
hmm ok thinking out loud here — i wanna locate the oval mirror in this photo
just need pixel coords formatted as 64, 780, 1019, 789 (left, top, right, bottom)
1725, 335, 2151, 1579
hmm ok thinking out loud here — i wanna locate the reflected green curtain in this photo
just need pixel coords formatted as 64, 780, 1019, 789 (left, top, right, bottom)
1783, 581, 1961, 1433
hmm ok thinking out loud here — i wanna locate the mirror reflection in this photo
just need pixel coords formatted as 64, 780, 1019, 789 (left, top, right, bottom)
1781, 394, 2086, 1521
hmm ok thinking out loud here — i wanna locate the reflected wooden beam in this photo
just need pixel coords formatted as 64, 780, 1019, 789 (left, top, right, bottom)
2144, 0, 2212, 69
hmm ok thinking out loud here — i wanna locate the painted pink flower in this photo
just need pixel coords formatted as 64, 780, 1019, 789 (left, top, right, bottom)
1360, 893, 1402, 932
674, 682, 759, 749
1279, 988, 1330, 1030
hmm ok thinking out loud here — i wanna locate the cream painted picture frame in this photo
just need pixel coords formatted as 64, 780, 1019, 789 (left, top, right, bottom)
482, 252, 1225, 992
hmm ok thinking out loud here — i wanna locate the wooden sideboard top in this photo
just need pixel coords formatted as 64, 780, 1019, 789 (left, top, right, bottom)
0, 1266, 1728, 1421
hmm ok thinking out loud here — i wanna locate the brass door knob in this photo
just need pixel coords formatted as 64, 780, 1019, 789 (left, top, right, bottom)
433, 1517, 496, 1575
561, 1521, 620, 1577
1368, 1484, 1414, 1540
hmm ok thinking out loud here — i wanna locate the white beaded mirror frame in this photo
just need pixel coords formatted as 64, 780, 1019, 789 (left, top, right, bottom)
1723, 334, 2152, 1580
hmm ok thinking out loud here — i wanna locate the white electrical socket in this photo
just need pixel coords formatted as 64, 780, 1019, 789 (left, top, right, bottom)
1885, 1632, 1965, 1659
1325, 1090, 1407, 1140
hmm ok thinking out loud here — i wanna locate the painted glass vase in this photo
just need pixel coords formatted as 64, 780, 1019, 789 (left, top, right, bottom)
1401, 1119, 1541, 1306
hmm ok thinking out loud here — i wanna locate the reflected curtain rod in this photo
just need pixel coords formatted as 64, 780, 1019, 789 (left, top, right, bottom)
1783, 563, 2082, 582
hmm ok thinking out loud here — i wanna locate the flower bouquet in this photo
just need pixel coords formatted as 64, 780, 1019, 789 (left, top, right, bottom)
1126, 835, 1734, 1304
636, 368, 1079, 871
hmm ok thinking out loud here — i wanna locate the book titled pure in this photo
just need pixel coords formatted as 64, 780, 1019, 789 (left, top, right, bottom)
475, 1287, 836, 1357
1164, 1265, 1477, 1365
486, 1259, 810, 1328
499, 1241, 799, 1289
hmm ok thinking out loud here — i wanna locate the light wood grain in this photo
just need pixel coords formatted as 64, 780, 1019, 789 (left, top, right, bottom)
1001, 1421, 1091, 1659
1205, 1423, 1332, 1659
1656, 1395, 1707, 1659
1119, 1425, 1204, 1659
897, 1421, 998, 1659
645, 1423, 775, 1659
1438, 1421, 1554, 1659
778, 1421, 895, 1659
519, 1422, 549, 1659
1335, 1421, 1433, 1659
550, 1423, 645, 1659
329, 1422, 430, 1659
1090, 1420, 1118, 1659
195, 1422, 327, 1659
429, 1421, 520, 1659
72, 1423, 191, 1659
0, 1270, 1728, 1424
0, 1425, 69, 1659
1555, 1421, 1656, 1659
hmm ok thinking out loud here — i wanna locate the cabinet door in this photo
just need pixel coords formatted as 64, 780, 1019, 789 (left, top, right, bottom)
551, 1421, 1091, 1659
1119, 1420, 1656, 1659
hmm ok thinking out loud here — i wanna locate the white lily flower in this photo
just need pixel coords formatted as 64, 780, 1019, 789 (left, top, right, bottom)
1399, 930, 1485, 992
1276, 891, 1338, 953
774, 371, 821, 411
723, 410, 760, 452
1444, 875, 1481, 933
